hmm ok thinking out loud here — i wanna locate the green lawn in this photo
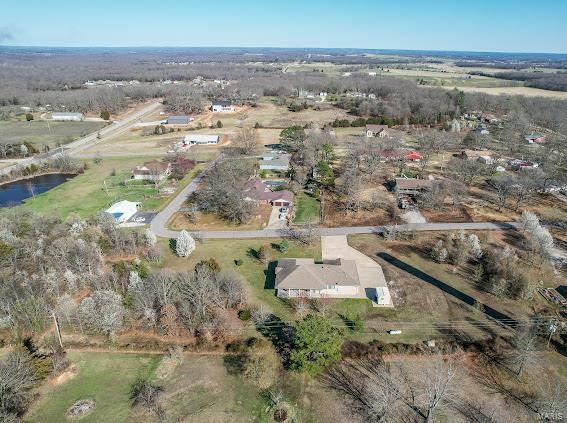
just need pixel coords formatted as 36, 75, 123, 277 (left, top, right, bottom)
293, 192, 320, 224
158, 238, 321, 320
0, 119, 106, 149
26, 352, 159, 423
20, 158, 202, 219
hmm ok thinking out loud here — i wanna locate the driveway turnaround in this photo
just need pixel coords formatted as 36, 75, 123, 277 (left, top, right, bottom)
322, 235, 393, 307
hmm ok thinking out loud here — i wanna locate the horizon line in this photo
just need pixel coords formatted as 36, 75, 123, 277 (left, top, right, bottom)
1, 44, 566, 56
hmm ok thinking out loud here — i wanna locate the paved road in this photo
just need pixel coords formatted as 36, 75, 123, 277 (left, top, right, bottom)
0, 101, 162, 176
149, 154, 224, 238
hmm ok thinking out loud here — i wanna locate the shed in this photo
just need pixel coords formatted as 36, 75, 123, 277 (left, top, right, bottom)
166, 115, 190, 125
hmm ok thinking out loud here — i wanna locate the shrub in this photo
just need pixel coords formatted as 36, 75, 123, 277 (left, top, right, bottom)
234, 259, 243, 266
238, 309, 252, 321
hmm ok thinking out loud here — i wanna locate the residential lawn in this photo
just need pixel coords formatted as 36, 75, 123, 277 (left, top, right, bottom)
0, 119, 106, 149
292, 192, 321, 224
26, 352, 159, 423
157, 238, 321, 320
19, 158, 202, 219
345, 233, 558, 343
168, 203, 272, 231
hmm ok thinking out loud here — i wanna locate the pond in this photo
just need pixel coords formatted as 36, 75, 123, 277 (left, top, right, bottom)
0, 173, 77, 207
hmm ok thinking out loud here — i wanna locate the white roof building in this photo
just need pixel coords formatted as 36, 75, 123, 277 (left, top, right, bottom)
52, 112, 84, 121
105, 200, 139, 223
183, 134, 219, 145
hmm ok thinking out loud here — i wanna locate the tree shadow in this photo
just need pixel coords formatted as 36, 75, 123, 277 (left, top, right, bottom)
255, 314, 295, 368
168, 238, 177, 253
264, 261, 277, 290
378, 252, 517, 328
247, 247, 260, 260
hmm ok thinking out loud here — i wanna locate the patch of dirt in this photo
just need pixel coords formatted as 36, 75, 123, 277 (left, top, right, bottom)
67, 398, 96, 420
50, 365, 77, 387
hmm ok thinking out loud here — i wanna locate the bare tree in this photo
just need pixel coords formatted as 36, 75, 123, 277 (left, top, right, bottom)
233, 127, 258, 155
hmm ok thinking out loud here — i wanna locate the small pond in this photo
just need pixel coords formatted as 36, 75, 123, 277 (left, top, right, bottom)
0, 173, 76, 207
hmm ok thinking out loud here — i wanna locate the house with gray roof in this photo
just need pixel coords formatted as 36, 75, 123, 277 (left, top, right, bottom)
211, 99, 235, 112
275, 258, 361, 298
259, 154, 290, 171
166, 115, 191, 125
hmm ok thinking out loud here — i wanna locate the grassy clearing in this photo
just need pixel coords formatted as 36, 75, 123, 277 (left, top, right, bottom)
26, 352, 158, 423
0, 120, 106, 149
293, 192, 320, 224
20, 157, 202, 219
157, 237, 321, 320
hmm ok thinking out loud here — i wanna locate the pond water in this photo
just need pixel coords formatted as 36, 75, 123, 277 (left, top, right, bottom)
0, 173, 76, 207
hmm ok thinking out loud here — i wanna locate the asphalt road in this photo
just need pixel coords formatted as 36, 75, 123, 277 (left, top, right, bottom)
0, 101, 162, 176
149, 170, 519, 240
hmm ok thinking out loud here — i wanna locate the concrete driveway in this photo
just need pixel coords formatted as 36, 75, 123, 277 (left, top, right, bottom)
321, 235, 393, 307
266, 206, 287, 229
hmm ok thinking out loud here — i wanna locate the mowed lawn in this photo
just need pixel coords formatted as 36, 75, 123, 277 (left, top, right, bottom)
26, 352, 159, 423
0, 119, 106, 149
292, 192, 320, 223
20, 157, 202, 219
158, 237, 321, 320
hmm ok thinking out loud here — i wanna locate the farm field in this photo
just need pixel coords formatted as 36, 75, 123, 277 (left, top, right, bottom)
26, 352, 159, 423
441, 84, 567, 98
0, 119, 106, 149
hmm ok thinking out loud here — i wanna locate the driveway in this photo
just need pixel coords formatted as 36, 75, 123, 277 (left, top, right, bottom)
401, 209, 426, 224
266, 206, 287, 229
321, 235, 393, 307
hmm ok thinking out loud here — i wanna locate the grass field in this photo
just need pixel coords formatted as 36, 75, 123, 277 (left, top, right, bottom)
0, 120, 106, 149
26, 352, 159, 423
293, 192, 321, 224
20, 157, 202, 219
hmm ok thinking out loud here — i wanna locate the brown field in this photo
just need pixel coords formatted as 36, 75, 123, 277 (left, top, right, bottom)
168, 204, 273, 231
441, 85, 567, 98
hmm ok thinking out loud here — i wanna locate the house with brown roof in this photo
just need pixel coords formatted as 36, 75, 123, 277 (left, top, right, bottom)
365, 124, 390, 138
243, 177, 294, 208
275, 258, 361, 298
133, 160, 172, 181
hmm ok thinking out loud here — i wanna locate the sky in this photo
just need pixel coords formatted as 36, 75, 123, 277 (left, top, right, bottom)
1, 0, 566, 53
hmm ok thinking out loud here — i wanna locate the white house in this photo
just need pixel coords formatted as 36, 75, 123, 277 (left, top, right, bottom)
105, 200, 140, 223
183, 134, 220, 145
211, 100, 234, 112
258, 154, 290, 171
365, 124, 390, 138
52, 112, 84, 121
132, 160, 172, 181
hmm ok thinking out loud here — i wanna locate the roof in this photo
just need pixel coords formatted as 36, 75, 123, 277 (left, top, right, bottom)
183, 134, 219, 143
52, 112, 83, 117
133, 160, 170, 175
366, 124, 388, 132
395, 178, 434, 190
105, 200, 139, 214
259, 155, 290, 168
167, 115, 189, 124
461, 149, 494, 159
243, 177, 294, 204
212, 99, 232, 107
379, 148, 421, 160
275, 258, 361, 290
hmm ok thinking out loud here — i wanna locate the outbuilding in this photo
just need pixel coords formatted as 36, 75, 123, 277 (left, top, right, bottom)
105, 200, 140, 223
183, 134, 220, 145
52, 112, 84, 121
166, 115, 191, 125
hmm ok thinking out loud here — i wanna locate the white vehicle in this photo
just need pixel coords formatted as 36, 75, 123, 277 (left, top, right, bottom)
387, 330, 402, 335
279, 213, 287, 220
133, 217, 146, 223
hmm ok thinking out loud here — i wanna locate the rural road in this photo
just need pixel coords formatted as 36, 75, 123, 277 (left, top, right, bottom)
149, 168, 519, 240
0, 101, 162, 176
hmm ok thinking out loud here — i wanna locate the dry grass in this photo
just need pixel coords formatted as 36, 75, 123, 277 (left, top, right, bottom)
168, 205, 272, 231
441, 85, 567, 98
